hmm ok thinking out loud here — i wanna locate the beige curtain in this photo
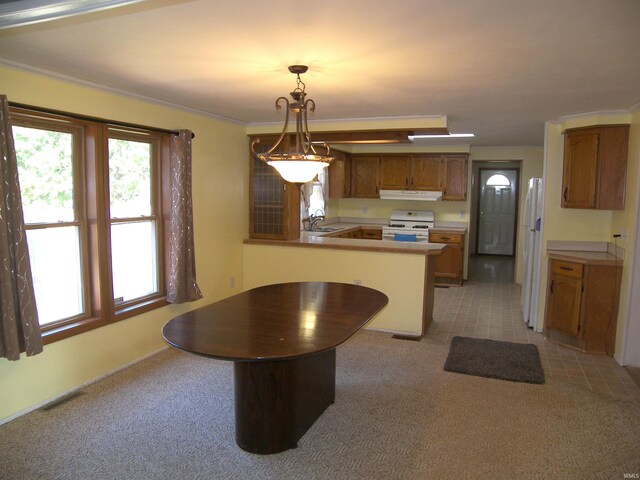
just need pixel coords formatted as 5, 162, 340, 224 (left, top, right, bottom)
167, 130, 202, 304
0, 95, 43, 360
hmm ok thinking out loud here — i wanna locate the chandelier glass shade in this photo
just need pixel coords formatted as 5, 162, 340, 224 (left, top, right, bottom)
251, 65, 334, 185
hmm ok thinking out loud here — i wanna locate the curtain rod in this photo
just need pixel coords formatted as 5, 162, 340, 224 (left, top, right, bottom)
9, 102, 195, 139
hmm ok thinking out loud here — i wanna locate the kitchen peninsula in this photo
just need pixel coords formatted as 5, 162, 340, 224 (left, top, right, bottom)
243, 231, 445, 336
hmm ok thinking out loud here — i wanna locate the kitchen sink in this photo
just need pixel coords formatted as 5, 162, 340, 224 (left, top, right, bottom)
313, 227, 340, 232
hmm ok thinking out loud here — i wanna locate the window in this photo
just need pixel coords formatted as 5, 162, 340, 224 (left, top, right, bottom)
301, 169, 327, 221
13, 122, 86, 326
485, 173, 511, 186
11, 108, 170, 343
108, 133, 162, 306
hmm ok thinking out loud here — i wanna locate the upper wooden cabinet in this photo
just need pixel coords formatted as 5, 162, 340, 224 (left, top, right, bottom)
562, 124, 629, 210
327, 152, 467, 201
351, 156, 380, 198
380, 156, 411, 189
411, 155, 442, 190
442, 155, 468, 201
328, 149, 351, 199
379, 155, 442, 191
249, 135, 300, 240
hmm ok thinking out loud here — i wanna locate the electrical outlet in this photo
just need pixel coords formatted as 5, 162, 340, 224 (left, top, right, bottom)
353, 279, 362, 285
229, 276, 235, 288
362, 206, 369, 215
459, 211, 465, 218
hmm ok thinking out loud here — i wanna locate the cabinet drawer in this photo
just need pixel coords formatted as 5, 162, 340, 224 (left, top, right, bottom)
429, 232, 462, 244
551, 260, 583, 279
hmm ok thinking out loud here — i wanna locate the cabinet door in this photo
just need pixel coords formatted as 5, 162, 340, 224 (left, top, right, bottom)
545, 271, 582, 337
411, 156, 441, 190
361, 228, 382, 240
595, 126, 628, 210
351, 156, 380, 198
442, 156, 467, 201
562, 130, 598, 208
379, 156, 410, 190
434, 245, 462, 278
250, 135, 300, 240
328, 150, 351, 198
430, 232, 464, 286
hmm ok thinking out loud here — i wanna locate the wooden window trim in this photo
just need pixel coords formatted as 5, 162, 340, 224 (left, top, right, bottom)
11, 106, 173, 345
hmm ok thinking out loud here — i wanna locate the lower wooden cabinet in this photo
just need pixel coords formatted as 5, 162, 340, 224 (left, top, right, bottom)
544, 256, 622, 355
360, 228, 383, 240
429, 231, 464, 286
328, 227, 382, 240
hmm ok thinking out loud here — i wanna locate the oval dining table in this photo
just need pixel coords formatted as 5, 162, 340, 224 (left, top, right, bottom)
162, 281, 388, 454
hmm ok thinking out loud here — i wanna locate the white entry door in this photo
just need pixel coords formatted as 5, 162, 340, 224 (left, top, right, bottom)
478, 169, 518, 255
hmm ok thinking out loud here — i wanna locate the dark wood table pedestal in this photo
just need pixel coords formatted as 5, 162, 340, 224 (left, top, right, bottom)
234, 349, 336, 454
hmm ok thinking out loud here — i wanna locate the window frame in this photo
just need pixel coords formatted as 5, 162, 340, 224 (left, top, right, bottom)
106, 127, 167, 319
11, 107, 171, 344
12, 115, 92, 329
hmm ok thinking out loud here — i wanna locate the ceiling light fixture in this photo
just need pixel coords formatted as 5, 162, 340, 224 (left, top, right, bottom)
251, 65, 334, 185
409, 133, 475, 140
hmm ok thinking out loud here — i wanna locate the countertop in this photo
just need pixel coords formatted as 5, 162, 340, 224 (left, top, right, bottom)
314, 220, 467, 234
244, 220, 469, 255
244, 232, 446, 256
547, 249, 622, 266
430, 226, 467, 234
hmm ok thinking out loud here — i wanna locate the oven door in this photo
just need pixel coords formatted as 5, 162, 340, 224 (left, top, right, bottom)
382, 229, 428, 242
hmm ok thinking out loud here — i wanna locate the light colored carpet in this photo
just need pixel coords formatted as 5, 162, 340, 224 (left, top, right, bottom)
2, 330, 639, 479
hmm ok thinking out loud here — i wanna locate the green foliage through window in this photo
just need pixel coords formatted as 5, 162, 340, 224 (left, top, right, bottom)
13, 126, 74, 224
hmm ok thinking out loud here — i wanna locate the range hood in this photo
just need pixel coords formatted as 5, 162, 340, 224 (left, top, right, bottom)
379, 189, 442, 201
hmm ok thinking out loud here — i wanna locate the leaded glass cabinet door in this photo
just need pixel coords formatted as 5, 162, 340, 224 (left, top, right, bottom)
249, 135, 300, 240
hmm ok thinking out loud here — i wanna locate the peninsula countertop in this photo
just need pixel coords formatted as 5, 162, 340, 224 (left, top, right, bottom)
244, 232, 446, 255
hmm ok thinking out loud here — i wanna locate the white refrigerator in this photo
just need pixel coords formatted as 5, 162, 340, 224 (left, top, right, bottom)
521, 177, 543, 331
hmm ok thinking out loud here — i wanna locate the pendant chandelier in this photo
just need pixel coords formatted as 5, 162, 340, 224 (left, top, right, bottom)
251, 65, 334, 184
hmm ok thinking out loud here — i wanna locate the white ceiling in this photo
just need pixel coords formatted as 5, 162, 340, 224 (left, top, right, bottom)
1, 0, 639, 146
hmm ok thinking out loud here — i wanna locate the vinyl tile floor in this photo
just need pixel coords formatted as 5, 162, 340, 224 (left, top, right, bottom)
427, 254, 640, 404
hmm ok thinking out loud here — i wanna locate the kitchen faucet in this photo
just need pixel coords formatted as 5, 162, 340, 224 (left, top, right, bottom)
304, 210, 325, 231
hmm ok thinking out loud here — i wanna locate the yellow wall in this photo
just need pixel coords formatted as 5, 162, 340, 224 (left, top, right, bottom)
612, 108, 640, 357
536, 112, 634, 340
243, 245, 426, 335
4, 63, 634, 421
0, 66, 248, 421
470, 147, 544, 285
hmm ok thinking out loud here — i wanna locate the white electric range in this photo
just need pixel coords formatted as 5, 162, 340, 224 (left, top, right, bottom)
381, 210, 434, 242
